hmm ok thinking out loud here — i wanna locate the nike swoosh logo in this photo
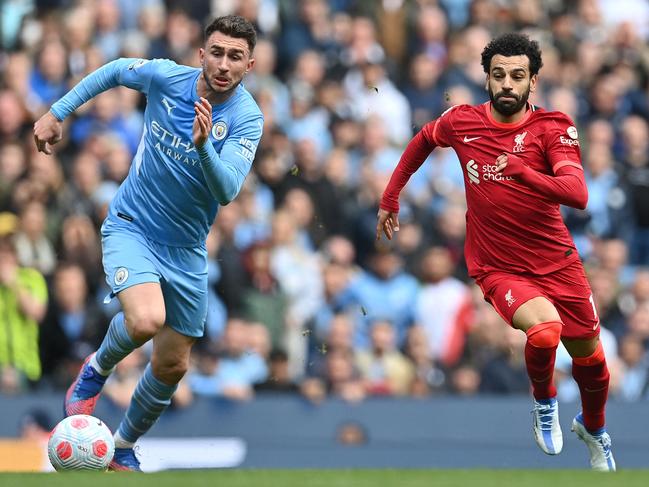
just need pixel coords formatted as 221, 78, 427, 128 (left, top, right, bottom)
464, 136, 481, 143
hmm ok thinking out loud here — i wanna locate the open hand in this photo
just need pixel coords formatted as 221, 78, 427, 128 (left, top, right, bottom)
33, 111, 63, 155
193, 97, 213, 148
376, 208, 400, 241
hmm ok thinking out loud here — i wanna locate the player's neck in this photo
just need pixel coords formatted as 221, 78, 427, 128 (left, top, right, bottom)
490, 102, 528, 124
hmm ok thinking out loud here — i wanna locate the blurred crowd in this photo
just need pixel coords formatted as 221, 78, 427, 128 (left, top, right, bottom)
1, 0, 649, 408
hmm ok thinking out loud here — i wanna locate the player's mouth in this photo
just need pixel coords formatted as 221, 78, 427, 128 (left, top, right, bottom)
213, 76, 230, 87
497, 94, 518, 102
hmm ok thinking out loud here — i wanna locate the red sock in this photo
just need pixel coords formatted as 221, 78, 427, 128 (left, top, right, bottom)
572, 341, 609, 431
525, 321, 562, 400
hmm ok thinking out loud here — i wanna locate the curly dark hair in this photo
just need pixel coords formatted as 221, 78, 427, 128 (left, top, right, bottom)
205, 15, 257, 53
480, 33, 543, 75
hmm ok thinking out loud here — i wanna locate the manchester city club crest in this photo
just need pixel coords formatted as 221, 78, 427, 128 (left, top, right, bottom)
211, 121, 227, 140
114, 267, 129, 285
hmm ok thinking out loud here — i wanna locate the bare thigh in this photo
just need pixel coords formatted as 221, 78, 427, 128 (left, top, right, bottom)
117, 282, 166, 342
512, 296, 561, 332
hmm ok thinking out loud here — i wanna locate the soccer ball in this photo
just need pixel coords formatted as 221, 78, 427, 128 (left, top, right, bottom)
47, 414, 115, 471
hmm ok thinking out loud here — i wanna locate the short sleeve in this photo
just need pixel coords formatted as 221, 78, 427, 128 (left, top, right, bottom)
543, 113, 583, 174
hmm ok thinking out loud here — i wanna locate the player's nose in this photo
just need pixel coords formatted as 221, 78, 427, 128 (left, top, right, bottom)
217, 58, 229, 72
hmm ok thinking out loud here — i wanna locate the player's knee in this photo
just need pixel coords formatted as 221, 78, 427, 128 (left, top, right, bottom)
526, 320, 562, 348
125, 309, 165, 342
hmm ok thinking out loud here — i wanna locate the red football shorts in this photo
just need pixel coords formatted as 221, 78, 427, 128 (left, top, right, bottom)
476, 260, 600, 340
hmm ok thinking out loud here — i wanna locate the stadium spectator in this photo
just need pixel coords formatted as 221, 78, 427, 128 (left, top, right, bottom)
269, 207, 324, 374
478, 326, 530, 395
321, 346, 366, 403
0, 237, 48, 392
402, 53, 447, 129
13, 200, 56, 278
414, 246, 474, 368
57, 214, 103, 290
0, 144, 27, 211
616, 333, 649, 401
343, 42, 412, 146
187, 318, 268, 400
254, 348, 301, 394
339, 244, 418, 349
39, 262, 108, 389
239, 240, 288, 349
0, 90, 29, 146
404, 325, 447, 397
620, 116, 649, 265
356, 319, 415, 396
28, 40, 69, 117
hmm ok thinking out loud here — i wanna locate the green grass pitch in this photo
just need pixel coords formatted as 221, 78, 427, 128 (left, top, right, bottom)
1, 469, 649, 487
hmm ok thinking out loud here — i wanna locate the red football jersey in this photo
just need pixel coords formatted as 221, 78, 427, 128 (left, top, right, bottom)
422, 102, 583, 277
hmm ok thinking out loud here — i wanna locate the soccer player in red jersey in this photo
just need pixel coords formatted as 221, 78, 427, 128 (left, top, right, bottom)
376, 33, 615, 471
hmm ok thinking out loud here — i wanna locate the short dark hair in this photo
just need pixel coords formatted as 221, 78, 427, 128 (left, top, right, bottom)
204, 15, 257, 54
481, 33, 543, 75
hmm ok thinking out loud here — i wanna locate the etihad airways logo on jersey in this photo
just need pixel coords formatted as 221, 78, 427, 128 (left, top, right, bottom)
150, 120, 199, 166
465, 159, 514, 184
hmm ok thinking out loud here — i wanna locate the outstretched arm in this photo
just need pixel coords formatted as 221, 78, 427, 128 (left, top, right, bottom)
496, 153, 588, 209
376, 128, 436, 240
34, 58, 154, 154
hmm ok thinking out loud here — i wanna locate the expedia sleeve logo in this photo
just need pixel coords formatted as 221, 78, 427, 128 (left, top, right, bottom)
211, 121, 228, 140
560, 126, 580, 146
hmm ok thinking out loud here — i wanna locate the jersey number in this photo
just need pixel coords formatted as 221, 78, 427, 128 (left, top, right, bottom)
588, 294, 599, 319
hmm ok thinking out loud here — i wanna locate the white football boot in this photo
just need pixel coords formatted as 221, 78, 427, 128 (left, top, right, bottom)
531, 397, 563, 455
571, 413, 616, 472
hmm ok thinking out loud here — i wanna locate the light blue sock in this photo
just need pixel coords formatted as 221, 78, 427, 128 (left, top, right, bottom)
117, 363, 177, 443
95, 312, 139, 372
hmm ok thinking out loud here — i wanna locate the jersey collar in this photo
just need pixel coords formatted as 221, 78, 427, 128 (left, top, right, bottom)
483, 101, 534, 128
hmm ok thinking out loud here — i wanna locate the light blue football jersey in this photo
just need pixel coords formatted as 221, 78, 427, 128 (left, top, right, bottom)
52, 58, 264, 247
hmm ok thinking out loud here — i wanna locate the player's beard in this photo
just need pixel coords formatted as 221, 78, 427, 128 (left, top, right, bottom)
202, 68, 241, 99
489, 84, 530, 117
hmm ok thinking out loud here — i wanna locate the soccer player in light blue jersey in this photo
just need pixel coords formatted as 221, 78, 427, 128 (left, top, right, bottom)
33, 15, 263, 471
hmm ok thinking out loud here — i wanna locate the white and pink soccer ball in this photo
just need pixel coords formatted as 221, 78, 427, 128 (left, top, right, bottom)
47, 414, 115, 471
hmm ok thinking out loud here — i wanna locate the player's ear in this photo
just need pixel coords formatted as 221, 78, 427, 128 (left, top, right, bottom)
485, 75, 489, 91
530, 74, 537, 93
198, 47, 205, 64
246, 57, 255, 73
